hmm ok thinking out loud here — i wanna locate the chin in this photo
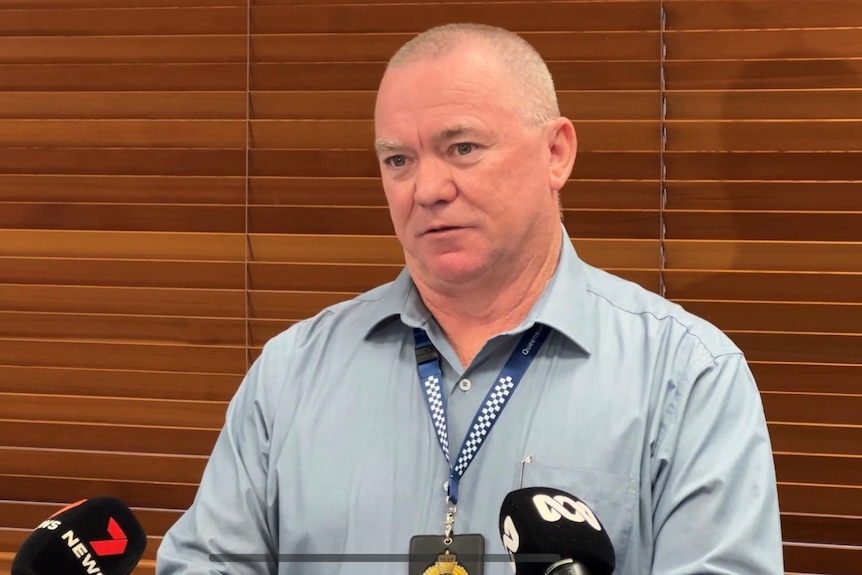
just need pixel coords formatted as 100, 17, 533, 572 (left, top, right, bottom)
423, 255, 489, 286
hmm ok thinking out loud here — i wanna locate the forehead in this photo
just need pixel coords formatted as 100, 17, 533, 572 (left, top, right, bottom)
374, 46, 518, 140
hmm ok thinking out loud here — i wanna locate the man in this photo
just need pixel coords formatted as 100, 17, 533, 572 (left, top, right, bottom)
156, 23, 784, 575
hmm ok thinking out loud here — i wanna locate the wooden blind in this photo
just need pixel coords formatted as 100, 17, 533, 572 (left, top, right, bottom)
1, 1, 858, 575
0, 0, 248, 573
662, 0, 862, 573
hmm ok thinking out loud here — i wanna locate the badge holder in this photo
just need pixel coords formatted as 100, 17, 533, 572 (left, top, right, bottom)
409, 534, 484, 575
409, 504, 484, 575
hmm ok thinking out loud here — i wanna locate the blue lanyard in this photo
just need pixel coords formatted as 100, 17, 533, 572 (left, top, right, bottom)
413, 323, 550, 505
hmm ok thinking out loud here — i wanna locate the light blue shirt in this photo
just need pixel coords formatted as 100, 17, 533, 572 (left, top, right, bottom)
157, 224, 784, 575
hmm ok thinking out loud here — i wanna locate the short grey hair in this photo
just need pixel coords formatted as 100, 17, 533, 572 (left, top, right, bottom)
385, 23, 560, 126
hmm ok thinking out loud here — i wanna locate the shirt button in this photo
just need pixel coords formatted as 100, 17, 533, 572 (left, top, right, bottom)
443, 480, 449, 493
458, 378, 472, 392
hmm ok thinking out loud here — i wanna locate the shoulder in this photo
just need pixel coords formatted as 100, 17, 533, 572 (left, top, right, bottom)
581, 262, 743, 372
260, 279, 399, 356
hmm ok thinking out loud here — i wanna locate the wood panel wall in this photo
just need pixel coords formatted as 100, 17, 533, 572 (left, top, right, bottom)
0, 1, 859, 574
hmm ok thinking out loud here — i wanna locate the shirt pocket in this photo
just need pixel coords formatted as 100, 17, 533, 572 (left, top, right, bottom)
517, 460, 638, 571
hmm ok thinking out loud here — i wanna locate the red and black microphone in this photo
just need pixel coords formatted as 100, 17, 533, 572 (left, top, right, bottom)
12, 497, 147, 575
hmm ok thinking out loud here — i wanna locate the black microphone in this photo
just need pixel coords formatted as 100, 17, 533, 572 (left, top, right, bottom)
499, 487, 615, 575
11, 497, 147, 575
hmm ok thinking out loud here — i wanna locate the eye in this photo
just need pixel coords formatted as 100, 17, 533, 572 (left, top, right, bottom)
454, 143, 475, 155
384, 155, 407, 168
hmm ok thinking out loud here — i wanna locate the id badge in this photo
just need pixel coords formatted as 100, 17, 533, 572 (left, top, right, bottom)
409, 534, 485, 575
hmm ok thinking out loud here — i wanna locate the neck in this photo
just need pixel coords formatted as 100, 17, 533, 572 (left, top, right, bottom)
414, 229, 562, 366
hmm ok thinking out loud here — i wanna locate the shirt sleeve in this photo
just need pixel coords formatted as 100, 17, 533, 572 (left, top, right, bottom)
651, 351, 784, 574
155, 348, 282, 575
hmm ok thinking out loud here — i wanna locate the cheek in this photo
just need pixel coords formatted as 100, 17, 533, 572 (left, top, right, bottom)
383, 182, 414, 228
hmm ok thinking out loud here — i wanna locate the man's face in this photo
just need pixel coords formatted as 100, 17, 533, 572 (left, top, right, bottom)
373, 43, 560, 289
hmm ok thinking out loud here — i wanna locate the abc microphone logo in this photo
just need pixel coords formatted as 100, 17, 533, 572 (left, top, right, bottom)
532, 493, 602, 531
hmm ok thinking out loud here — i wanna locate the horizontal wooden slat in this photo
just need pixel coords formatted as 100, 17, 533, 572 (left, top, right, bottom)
0, 91, 246, 120
248, 178, 662, 210
665, 241, 862, 273
0, 366, 240, 400
249, 262, 400, 292
0, 0, 242, 6
766, 391, 862, 427
664, 270, 862, 303
752, 363, 862, 395
0, 36, 246, 64
0, 475, 198, 510
250, 62, 660, 91
0, 420, 219, 455
0, 63, 246, 91
0, 447, 206, 484
0, 312, 245, 346
251, 31, 659, 62
0, 7, 246, 35
250, 150, 661, 180
250, 119, 660, 152
666, 29, 862, 60
770, 423, 862, 457
0, 393, 226, 428
782, 514, 862, 547
1, 500, 181, 536
775, 453, 862, 486
250, 90, 661, 121
664, 0, 862, 30
0, 174, 245, 203
0, 284, 244, 317
783, 542, 862, 575
0, 120, 245, 148
731, 333, 862, 365
251, 3, 660, 34
666, 121, 862, 152
0, 230, 245, 260
665, 182, 862, 211
0, 204, 244, 232
665, 152, 862, 181
677, 301, 862, 334
0, 340, 245, 373
779, 483, 862, 517
667, 89, 862, 121
664, 212, 862, 241
0, 258, 244, 288
0, 148, 245, 176
764, 394, 862, 427
665, 60, 862, 91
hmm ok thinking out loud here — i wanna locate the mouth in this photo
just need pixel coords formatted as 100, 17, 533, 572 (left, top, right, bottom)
424, 225, 462, 236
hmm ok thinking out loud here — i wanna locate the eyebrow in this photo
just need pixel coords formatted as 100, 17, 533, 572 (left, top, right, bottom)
374, 139, 405, 155
373, 124, 479, 155
433, 124, 477, 144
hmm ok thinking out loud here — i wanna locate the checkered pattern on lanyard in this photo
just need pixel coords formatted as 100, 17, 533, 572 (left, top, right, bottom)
414, 323, 550, 504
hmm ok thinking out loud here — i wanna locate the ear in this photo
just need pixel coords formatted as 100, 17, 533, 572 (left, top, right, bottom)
546, 117, 577, 192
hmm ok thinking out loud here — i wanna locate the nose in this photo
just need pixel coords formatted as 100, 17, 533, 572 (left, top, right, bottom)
413, 156, 457, 206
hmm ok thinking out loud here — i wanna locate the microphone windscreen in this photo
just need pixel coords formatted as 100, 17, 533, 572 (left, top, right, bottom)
499, 487, 615, 575
11, 497, 147, 575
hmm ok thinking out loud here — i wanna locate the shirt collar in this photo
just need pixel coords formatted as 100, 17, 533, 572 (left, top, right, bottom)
362, 223, 595, 356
